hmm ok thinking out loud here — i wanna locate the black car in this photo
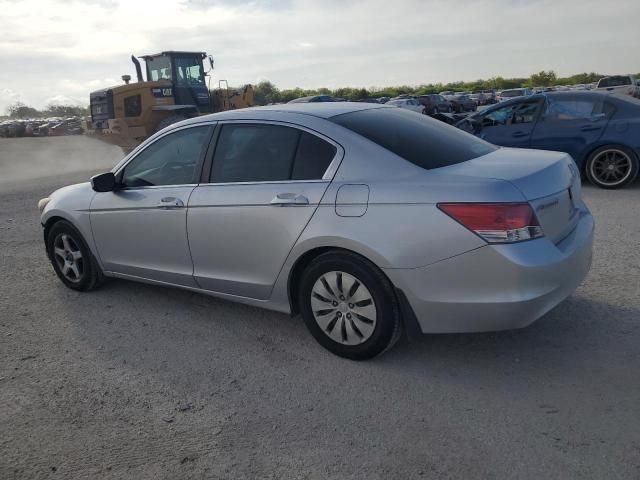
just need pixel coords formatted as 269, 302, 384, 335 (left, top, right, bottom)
446, 94, 477, 113
417, 94, 452, 114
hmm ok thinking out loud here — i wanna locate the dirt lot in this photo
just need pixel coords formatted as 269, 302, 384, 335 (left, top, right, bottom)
1, 136, 639, 479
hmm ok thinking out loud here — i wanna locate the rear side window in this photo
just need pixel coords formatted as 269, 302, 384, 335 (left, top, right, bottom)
544, 96, 611, 121
210, 124, 336, 183
292, 132, 337, 180
330, 107, 496, 170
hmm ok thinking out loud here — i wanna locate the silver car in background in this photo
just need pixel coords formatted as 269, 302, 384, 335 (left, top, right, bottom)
39, 103, 593, 359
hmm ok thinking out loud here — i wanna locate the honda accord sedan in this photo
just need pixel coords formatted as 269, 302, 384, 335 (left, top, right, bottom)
39, 103, 594, 360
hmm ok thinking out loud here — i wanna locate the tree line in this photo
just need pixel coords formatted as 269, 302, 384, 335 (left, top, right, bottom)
252, 70, 635, 104
5, 70, 637, 117
4, 102, 89, 119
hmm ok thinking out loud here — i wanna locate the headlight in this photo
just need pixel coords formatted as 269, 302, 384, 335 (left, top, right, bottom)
38, 197, 51, 213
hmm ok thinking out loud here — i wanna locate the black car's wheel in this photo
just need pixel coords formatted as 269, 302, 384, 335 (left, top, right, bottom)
47, 220, 104, 291
298, 251, 402, 360
585, 145, 639, 189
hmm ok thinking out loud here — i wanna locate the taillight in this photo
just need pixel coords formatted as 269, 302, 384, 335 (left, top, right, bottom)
438, 203, 544, 243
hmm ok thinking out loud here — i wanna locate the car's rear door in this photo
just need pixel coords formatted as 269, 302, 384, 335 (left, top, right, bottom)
90, 123, 213, 286
187, 121, 343, 299
530, 94, 610, 164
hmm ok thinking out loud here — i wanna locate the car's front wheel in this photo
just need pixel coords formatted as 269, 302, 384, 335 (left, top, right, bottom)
47, 220, 104, 291
585, 145, 639, 189
298, 251, 402, 360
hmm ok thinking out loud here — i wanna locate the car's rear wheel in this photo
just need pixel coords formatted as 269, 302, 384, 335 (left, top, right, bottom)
585, 145, 639, 189
298, 251, 401, 360
47, 220, 104, 291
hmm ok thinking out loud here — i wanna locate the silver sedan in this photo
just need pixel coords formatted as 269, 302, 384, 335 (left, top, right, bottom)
39, 103, 594, 359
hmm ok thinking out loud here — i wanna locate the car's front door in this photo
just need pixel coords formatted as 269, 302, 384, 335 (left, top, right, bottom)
187, 121, 342, 299
476, 99, 542, 147
91, 124, 213, 286
529, 95, 610, 164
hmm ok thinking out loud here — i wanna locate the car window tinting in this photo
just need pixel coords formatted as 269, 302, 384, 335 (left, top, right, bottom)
122, 126, 209, 187
330, 107, 496, 170
292, 132, 337, 180
211, 124, 299, 183
210, 124, 335, 183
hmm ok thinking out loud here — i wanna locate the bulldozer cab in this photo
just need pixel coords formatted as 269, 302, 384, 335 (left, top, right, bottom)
141, 51, 213, 114
88, 49, 254, 148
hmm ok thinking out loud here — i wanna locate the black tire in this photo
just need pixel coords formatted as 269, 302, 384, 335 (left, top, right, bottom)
46, 220, 104, 292
298, 251, 402, 360
155, 114, 187, 133
584, 144, 639, 189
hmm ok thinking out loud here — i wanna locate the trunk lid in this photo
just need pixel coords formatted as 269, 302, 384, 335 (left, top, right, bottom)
441, 147, 582, 243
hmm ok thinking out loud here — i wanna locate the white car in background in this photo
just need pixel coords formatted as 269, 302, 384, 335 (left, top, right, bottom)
386, 98, 426, 114
596, 75, 639, 98
497, 88, 533, 102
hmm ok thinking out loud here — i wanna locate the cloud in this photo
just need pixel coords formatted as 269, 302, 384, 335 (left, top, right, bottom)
0, 0, 638, 109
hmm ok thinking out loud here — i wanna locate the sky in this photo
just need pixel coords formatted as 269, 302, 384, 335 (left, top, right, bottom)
0, 0, 638, 112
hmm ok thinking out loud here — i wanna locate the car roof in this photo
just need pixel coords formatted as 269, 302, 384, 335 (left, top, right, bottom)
179, 102, 389, 125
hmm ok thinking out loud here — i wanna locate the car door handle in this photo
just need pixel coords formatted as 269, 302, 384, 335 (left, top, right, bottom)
157, 197, 184, 209
580, 125, 602, 132
512, 131, 528, 138
270, 193, 309, 206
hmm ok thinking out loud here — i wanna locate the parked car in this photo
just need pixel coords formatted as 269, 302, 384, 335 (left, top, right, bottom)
481, 90, 497, 104
288, 95, 336, 103
596, 75, 639, 98
417, 94, 452, 114
497, 88, 533, 101
456, 91, 640, 189
439, 90, 455, 96
38, 103, 594, 359
469, 91, 487, 105
445, 94, 476, 113
386, 98, 426, 114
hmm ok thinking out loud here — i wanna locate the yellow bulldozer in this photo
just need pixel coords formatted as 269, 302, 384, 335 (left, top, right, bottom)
88, 51, 253, 149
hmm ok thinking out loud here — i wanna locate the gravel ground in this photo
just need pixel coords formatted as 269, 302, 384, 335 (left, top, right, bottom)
1, 136, 639, 480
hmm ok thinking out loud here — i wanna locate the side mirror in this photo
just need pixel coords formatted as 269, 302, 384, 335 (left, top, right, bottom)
91, 172, 116, 192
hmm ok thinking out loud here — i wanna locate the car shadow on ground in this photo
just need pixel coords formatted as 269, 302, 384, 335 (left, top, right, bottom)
378, 294, 639, 379
67, 278, 638, 385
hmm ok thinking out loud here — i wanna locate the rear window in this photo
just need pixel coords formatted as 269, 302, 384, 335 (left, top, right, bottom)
598, 76, 632, 88
329, 107, 496, 170
501, 89, 525, 98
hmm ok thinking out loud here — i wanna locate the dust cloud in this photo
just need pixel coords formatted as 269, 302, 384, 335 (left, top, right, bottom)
0, 136, 125, 190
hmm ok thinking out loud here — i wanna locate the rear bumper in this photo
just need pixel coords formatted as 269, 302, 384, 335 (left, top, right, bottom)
385, 209, 594, 333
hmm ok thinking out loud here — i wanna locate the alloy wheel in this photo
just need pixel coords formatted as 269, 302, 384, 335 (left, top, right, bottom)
590, 149, 633, 187
310, 271, 377, 346
53, 233, 84, 283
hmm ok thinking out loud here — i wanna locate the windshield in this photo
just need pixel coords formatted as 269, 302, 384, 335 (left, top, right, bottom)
174, 57, 205, 86
146, 56, 172, 81
598, 76, 632, 87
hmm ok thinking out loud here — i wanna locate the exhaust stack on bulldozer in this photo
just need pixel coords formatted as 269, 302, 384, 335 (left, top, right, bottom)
88, 50, 254, 149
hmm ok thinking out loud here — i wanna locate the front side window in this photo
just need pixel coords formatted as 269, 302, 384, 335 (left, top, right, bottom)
210, 124, 337, 183
330, 107, 496, 170
122, 126, 210, 187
